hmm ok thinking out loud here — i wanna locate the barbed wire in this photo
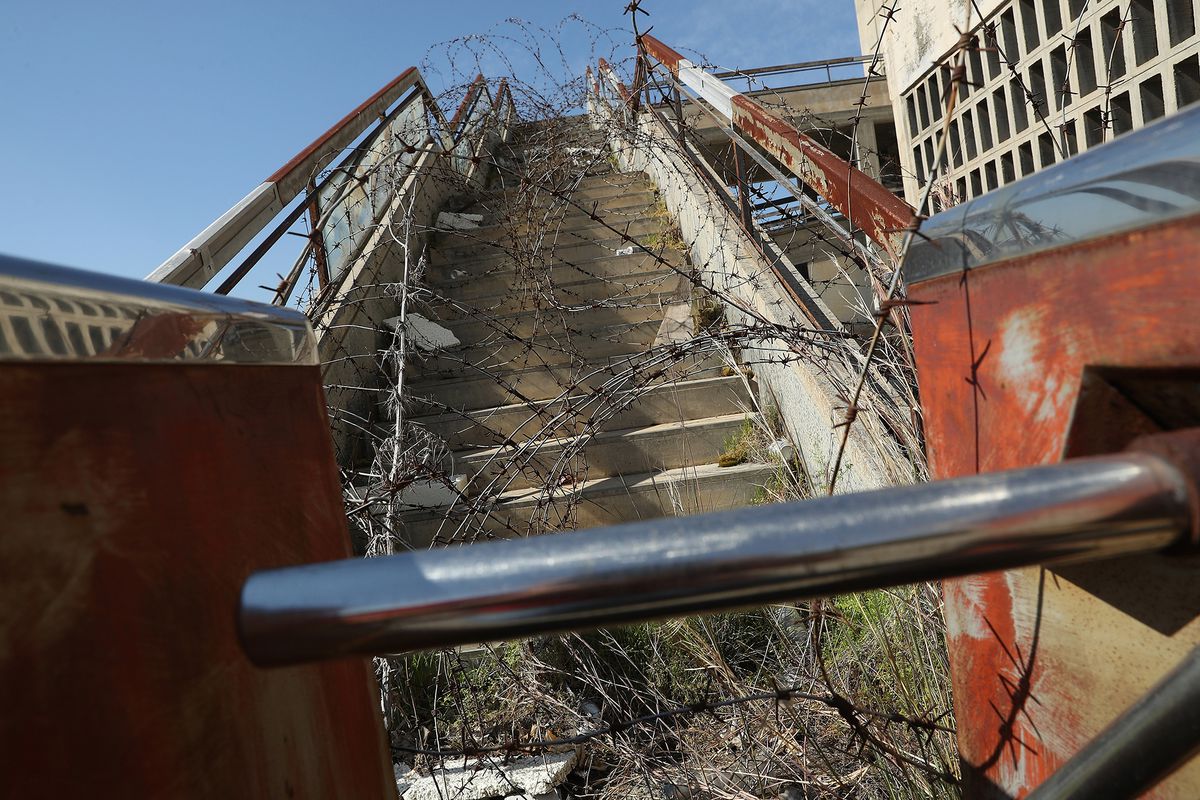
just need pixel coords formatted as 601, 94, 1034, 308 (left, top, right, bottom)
229, 7, 968, 796
389, 677, 957, 780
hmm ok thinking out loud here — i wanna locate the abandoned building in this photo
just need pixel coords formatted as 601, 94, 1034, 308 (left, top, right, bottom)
857, 0, 1200, 201
3, 2, 1200, 798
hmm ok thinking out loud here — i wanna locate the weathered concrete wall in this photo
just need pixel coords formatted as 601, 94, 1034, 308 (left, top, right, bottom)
315, 150, 489, 462
595, 105, 915, 492
856, 0, 992, 98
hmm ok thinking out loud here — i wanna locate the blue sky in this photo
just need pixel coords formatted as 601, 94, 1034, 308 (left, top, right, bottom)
0, 1, 860, 286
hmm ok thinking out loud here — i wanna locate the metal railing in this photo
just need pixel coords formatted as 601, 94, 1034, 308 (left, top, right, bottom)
712, 54, 878, 91
240, 438, 1198, 664
634, 34, 913, 259
146, 68, 516, 310
591, 40, 907, 334
0, 254, 314, 365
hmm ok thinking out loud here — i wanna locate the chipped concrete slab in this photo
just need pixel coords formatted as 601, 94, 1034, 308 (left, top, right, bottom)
402, 750, 576, 800
383, 313, 461, 351
391, 476, 468, 510
654, 302, 694, 347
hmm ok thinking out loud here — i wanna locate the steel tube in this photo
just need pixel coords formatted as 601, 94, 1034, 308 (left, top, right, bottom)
239, 454, 1191, 666
1026, 643, 1200, 799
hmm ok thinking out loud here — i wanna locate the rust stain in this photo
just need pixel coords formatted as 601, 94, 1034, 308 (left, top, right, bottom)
639, 34, 684, 74
0, 362, 395, 798
104, 312, 208, 360
730, 95, 912, 256
909, 212, 1200, 797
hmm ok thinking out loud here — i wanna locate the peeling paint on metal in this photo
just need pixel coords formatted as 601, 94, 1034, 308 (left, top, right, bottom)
911, 212, 1200, 797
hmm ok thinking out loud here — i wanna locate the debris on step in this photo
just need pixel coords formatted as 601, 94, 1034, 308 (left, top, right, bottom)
389, 476, 468, 509
768, 438, 795, 462
402, 750, 578, 800
654, 303, 694, 347
613, 245, 636, 255
383, 313, 461, 351
437, 211, 484, 230
394, 762, 415, 795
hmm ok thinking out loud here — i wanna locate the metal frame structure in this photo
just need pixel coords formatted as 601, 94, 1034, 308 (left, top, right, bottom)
146, 68, 516, 306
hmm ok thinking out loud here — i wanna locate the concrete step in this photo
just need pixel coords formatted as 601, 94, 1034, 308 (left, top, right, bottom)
397, 460, 774, 547
433, 291, 676, 344
460, 412, 752, 493
452, 193, 660, 239
407, 352, 726, 413
427, 251, 687, 297
441, 269, 680, 317
462, 191, 664, 236
478, 171, 649, 204
435, 213, 659, 255
410, 319, 660, 381
408, 374, 754, 451
432, 218, 665, 264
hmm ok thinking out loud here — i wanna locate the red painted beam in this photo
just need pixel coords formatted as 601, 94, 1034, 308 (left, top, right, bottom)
449, 73, 487, 129
597, 58, 633, 105
639, 34, 684, 75
730, 95, 913, 256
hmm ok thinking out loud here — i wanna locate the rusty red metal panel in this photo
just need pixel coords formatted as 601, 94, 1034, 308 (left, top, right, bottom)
907, 213, 1200, 798
0, 362, 395, 799
730, 95, 913, 256
639, 34, 684, 75
597, 58, 633, 105
267, 66, 418, 185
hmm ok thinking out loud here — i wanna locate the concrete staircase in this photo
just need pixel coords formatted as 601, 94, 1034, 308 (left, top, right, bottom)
380, 134, 774, 547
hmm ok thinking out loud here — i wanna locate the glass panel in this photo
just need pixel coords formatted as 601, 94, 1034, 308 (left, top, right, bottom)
0, 256, 314, 364
908, 105, 1200, 281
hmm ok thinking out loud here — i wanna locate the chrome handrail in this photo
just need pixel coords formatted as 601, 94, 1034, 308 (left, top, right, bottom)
239, 448, 1196, 666
0, 254, 314, 365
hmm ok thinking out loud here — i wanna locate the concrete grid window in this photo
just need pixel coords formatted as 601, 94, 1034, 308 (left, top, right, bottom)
882, 0, 1200, 204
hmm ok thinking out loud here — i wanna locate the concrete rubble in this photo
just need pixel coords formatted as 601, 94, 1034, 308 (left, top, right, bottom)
383, 312, 460, 351
391, 475, 469, 509
399, 750, 577, 800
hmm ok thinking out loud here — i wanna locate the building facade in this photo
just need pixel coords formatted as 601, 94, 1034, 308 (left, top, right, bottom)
856, 0, 1200, 205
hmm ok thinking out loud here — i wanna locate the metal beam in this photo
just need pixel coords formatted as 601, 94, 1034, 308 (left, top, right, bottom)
240, 451, 1193, 666
638, 34, 914, 256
